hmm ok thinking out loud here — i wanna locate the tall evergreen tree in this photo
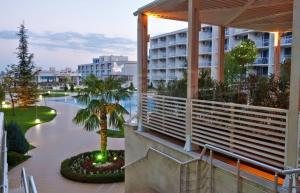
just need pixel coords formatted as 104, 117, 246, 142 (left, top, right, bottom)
15, 23, 38, 107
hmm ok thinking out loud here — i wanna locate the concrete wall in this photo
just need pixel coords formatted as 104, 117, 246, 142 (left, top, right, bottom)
125, 125, 276, 193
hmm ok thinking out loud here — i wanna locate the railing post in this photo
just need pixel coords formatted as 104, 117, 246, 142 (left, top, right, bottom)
237, 159, 241, 193
184, 99, 193, 151
209, 150, 214, 193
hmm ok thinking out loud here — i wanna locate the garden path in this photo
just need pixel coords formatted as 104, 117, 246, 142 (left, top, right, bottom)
9, 100, 125, 193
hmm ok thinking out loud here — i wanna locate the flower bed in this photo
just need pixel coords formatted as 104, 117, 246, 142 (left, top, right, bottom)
60, 150, 124, 183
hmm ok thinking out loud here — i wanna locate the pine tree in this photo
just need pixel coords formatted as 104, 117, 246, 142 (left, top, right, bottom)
15, 23, 38, 107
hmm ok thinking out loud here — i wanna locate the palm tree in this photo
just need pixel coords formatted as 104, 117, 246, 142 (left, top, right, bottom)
73, 75, 132, 163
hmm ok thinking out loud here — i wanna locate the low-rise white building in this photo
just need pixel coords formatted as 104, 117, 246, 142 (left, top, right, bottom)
148, 26, 292, 87
78, 55, 138, 87
36, 67, 81, 90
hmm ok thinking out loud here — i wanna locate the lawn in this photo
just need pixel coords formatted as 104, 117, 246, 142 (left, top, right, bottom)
1, 106, 57, 169
97, 129, 124, 138
42, 92, 69, 98
1, 106, 56, 133
107, 129, 124, 138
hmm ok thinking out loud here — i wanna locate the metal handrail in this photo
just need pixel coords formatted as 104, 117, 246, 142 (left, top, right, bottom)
124, 144, 300, 192
122, 146, 207, 169
21, 168, 38, 193
0, 112, 8, 193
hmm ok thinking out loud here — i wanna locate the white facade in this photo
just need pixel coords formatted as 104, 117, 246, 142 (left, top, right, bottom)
148, 26, 292, 87
78, 55, 138, 87
36, 67, 81, 89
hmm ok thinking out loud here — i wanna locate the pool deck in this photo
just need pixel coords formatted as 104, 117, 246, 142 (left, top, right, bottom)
8, 101, 125, 193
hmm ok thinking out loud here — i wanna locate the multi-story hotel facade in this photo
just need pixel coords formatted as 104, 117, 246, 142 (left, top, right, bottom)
148, 26, 292, 87
78, 55, 138, 87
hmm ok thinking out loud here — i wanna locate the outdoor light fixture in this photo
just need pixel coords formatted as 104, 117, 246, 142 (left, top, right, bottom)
48, 91, 51, 94
35, 119, 41, 124
39, 95, 43, 100
96, 154, 103, 161
113, 156, 118, 161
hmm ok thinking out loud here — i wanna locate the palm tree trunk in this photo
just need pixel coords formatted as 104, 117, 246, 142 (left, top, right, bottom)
100, 110, 108, 161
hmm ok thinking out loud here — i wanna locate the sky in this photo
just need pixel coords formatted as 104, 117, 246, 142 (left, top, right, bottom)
0, 0, 187, 71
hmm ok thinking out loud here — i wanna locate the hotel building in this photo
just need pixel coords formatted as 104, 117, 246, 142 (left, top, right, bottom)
78, 55, 138, 87
148, 26, 292, 87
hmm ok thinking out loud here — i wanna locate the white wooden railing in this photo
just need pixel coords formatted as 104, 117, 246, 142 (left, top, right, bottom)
141, 94, 289, 168
141, 93, 187, 140
191, 99, 288, 168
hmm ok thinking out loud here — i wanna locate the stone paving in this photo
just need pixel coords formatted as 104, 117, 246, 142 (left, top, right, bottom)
9, 101, 125, 193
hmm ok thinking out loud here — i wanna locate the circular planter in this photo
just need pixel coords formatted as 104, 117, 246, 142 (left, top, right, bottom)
60, 150, 124, 183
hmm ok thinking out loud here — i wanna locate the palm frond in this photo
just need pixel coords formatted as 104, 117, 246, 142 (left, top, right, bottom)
84, 114, 100, 131
73, 108, 91, 125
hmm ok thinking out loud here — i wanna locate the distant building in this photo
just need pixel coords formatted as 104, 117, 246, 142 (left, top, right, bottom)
36, 67, 81, 90
78, 55, 138, 87
148, 26, 292, 87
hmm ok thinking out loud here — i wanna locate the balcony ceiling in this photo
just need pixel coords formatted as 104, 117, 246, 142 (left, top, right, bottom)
134, 0, 293, 32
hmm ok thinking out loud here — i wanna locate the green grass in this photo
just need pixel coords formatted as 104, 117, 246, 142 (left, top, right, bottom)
97, 129, 124, 138
1, 106, 56, 133
2, 106, 56, 169
7, 151, 31, 171
42, 93, 69, 98
107, 129, 124, 138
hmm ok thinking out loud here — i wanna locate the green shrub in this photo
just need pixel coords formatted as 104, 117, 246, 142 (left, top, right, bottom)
5, 122, 30, 154
7, 151, 30, 169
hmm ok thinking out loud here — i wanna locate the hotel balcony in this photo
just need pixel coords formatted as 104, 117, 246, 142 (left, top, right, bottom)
176, 38, 187, 45
151, 74, 166, 80
281, 35, 292, 45
254, 39, 270, 48
254, 57, 269, 65
168, 51, 176, 57
151, 63, 166, 69
200, 32, 212, 40
200, 46, 212, 53
199, 61, 212, 67
132, 1, 300, 193
175, 50, 187, 56
167, 73, 177, 80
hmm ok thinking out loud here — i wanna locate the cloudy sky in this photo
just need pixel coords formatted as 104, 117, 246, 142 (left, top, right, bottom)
0, 0, 186, 71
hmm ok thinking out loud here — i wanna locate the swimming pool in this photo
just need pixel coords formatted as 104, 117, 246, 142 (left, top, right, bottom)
46, 93, 138, 116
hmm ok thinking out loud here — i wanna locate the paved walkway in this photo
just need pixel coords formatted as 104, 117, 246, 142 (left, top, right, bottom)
9, 101, 125, 193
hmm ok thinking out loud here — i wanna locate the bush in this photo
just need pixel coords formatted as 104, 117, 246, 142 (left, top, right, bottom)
5, 122, 30, 154
7, 151, 30, 169
60, 150, 124, 183
70, 84, 75, 92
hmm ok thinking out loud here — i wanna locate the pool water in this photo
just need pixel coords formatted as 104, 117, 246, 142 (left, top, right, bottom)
47, 93, 138, 116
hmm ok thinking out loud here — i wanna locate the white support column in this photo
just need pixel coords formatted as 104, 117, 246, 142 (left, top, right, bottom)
185, 0, 200, 151
137, 13, 148, 132
217, 26, 225, 83
285, 0, 300, 169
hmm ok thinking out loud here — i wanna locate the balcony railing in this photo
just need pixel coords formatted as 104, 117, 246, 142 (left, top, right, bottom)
254, 57, 269, 64
151, 74, 166, 80
200, 47, 212, 53
141, 94, 187, 140
141, 93, 288, 168
281, 36, 292, 44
